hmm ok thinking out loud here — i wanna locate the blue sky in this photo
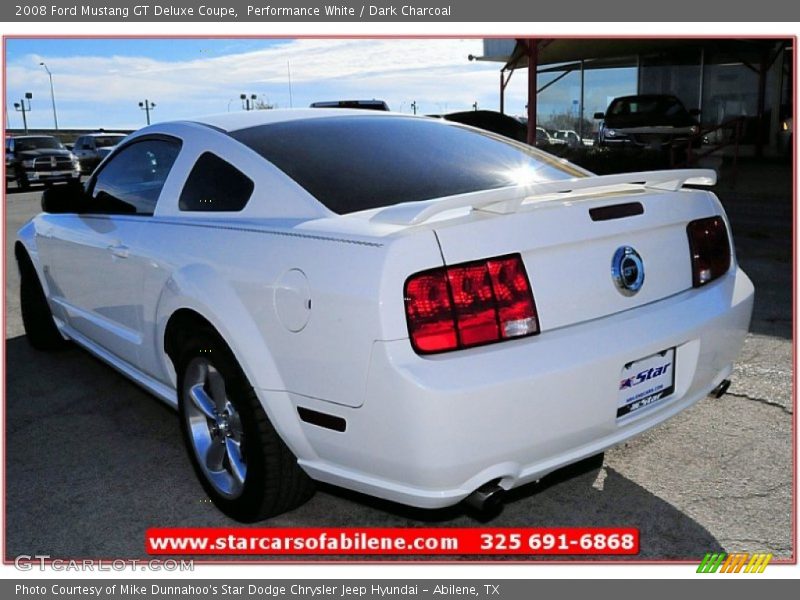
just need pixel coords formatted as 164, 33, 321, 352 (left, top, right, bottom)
5, 38, 637, 130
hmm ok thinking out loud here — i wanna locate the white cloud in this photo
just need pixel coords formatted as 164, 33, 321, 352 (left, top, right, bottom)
6, 39, 516, 128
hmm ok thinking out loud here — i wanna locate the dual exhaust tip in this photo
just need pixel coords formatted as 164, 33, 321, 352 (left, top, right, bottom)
463, 379, 733, 515
463, 482, 505, 514
713, 379, 731, 398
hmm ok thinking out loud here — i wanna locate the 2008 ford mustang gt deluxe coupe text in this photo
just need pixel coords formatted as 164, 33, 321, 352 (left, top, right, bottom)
16, 109, 754, 522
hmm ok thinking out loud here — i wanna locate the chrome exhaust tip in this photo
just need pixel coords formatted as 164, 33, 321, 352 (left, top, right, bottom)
464, 482, 505, 513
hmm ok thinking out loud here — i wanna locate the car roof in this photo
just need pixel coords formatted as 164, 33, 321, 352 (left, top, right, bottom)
80, 132, 127, 137
310, 100, 389, 109
611, 94, 681, 102
187, 108, 410, 133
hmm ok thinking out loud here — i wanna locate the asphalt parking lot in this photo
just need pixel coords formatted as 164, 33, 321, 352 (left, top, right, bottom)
3, 160, 793, 561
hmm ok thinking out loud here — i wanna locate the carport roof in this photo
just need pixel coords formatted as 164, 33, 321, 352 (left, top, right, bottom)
472, 38, 789, 71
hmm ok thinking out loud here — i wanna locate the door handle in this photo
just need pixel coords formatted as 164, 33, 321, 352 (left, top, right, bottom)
108, 243, 130, 259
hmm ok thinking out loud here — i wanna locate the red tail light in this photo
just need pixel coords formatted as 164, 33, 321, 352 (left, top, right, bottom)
687, 216, 731, 287
404, 254, 539, 354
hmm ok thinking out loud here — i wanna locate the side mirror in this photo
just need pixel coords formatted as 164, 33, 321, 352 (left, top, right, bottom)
41, 183, 85, 214
689, 108, 701, 117
593, 112, 605, 120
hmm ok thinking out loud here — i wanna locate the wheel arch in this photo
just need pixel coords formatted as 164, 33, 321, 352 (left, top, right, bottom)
158, 289, 318, 464
153, 263, 320, 454
15, 222, 38, 265
14, 237, 47, 293
155, 266, 287, 393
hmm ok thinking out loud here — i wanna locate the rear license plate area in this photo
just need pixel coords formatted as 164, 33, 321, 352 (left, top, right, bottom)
617, 348, 675, 419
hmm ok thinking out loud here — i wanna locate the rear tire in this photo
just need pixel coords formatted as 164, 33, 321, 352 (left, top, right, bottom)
17, 251, 69, 351
176, 327, 315, 522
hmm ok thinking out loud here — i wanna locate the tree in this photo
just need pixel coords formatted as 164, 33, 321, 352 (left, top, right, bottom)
254, 98, 276, 110
541, 110, 594, 135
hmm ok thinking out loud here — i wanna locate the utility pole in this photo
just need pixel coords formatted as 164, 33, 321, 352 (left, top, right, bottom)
14, 93, 32, 134
40, 62, 58, 130
287, 62, 293, 108
410, 100, 417, 115
138, 99, 156, 125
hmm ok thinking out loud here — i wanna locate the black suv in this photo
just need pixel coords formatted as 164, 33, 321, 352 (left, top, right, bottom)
594, 94, 701, 149
310, 99, 390, 111
5, 135, 81, 191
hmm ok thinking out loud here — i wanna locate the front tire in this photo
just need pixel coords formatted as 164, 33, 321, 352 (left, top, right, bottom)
176, 328, 315, 522
15, 168, 30, 191
17, 251, 69, 351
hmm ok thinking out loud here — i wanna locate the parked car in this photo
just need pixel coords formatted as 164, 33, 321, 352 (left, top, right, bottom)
536, 126, 567, 147
594, 94, 701, 149
5, 135, 81, 190
554, 129, 585, 148
72, 132, 129, 172
435, 110, 527, 143
16, 110, 753, 522
310, 99, 389, 111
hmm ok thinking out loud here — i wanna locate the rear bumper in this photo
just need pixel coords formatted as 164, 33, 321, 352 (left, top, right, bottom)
287, 267, 754, 509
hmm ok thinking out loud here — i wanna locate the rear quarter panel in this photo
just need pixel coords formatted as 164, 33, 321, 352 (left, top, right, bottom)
147, 221, 443, 409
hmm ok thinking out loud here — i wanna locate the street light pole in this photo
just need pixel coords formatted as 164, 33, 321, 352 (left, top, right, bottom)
287, 62, 293, 108
40, 62, 58, 130
13, 93, 33, 134
138, 99, 156, 125
240, 93, 257, 111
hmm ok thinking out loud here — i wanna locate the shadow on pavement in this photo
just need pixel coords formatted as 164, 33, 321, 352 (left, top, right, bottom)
5, 335, 723, 561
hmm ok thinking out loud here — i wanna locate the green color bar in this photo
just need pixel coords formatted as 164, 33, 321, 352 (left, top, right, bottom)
697, 552, 728, 573
697, 553, 713, 573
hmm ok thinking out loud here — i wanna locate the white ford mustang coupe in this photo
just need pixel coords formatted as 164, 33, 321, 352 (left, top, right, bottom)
16, 109, 754, 521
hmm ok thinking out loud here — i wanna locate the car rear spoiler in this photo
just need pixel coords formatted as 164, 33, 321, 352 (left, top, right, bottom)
370, 169, 717, 226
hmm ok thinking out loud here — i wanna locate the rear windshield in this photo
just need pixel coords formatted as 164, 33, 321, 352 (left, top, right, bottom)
230, 116, 585, 215
94, 135, 125, 148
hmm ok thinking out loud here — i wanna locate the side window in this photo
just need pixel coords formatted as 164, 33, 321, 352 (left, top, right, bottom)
88, 138, 181, 215
179, 152, 254, 212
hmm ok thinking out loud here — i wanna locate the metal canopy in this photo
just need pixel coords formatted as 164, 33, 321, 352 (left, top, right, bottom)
470, 38, 790, 152
472, 38, 782, 70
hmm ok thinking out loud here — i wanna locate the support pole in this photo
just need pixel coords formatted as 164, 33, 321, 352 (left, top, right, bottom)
579, 59, 585, 139
525, 39, 538, 146
698, 47, 705, 119
500, 70, 505, 115
755, 50, 768, 158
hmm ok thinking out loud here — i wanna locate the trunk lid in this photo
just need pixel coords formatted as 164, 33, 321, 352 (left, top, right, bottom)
430, 187, 719, 332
